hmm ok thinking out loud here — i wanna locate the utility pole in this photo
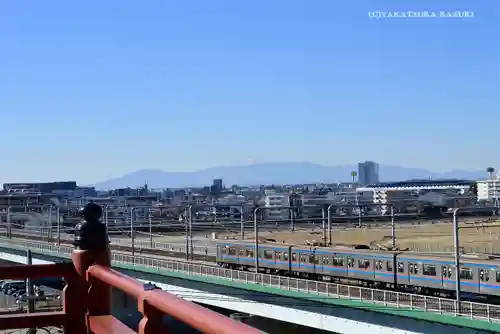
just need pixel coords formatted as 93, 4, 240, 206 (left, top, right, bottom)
26, 249, 36, 334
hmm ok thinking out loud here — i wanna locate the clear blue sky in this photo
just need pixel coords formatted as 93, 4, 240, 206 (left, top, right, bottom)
1, 1, 498, 184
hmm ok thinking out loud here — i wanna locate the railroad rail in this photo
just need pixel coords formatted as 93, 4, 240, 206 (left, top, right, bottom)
2, 238, 500, 324
3, 232, 217, 262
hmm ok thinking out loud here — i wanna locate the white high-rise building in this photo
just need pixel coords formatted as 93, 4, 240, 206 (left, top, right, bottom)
260, 191, 290, 221
358, 161, 380, 186
477, 169, 500, 202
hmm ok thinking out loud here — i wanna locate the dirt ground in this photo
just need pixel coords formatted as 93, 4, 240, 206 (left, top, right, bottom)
220, 218, 500, 254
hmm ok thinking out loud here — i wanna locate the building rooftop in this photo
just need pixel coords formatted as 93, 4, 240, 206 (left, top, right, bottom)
365, 179, 474, 189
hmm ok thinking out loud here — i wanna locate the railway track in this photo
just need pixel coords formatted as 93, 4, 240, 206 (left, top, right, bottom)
6, 233, 217, 263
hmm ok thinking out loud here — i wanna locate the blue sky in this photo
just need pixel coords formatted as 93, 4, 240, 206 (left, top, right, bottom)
1, 1, 498, 184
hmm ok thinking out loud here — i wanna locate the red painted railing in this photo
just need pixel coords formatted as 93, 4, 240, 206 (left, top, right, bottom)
0, 209, 262, 333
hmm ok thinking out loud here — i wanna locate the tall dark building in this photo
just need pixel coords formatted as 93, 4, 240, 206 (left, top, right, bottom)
213, 178, 223, 190
210, 178, 223, 195
358, 161, 380, 186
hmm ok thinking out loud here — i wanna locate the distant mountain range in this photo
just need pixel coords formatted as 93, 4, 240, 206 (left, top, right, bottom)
93, 163, 487, 190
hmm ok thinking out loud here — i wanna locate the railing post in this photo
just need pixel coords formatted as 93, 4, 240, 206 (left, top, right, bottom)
72, 202, 111, 331
138, 283, 164, 334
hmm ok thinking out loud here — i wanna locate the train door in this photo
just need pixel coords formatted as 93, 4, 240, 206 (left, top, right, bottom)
299, 252, 308, 271
441, 264, 454, 291
478, 268, 492, 295
257, 246, 264, 267
318, 254, 327, 275
347, 256, 356, 278
237, 246, 245, 266
291, 252, 298, 272
287, 246, 293, 273
408, 262, 416, 286
310, 250, 318, 275
396, 260, 408, 285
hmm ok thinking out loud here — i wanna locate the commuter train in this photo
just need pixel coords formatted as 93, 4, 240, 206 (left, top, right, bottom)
216, 241, 500, 299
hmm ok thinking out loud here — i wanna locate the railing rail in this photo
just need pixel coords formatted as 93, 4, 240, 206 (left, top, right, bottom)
87, 265, 261, 334
2, 237, 500, 324
0, 229, 215, 254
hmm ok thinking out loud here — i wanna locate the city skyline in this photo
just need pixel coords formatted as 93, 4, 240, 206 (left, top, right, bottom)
1, 0, 498, 184
0, 160, 494, 186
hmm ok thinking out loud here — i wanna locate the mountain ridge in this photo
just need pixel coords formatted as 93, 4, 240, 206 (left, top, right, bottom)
93, 162, 486, 190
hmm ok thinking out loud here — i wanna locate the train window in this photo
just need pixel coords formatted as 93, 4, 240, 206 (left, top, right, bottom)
386, 261, 393, 272
263, 250, 273, 259
239, 248, 245, 256
228, 247, 236, 256
332, 256, 344, 266
397, 262, 404, 273
292, 253, 297, 262
246, 249, 254, 257
284, 252, 289, 261
309, 254, 318, 264
496, 271, 500, 283
460, 268, 473, 280
423, 264, 437, 276
375, 260, 383, 270
221, 247, 228, 254
322, 256, 330, 265
275, 251, 282, 260
347, 257, 354, 268
358, 259, 370, 269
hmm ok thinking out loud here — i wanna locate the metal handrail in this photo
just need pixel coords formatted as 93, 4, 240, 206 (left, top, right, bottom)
1, 238, 499, 323
0, 230, 215, 254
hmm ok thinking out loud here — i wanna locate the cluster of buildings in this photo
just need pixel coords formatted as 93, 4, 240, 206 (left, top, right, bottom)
0, 163, 498, 226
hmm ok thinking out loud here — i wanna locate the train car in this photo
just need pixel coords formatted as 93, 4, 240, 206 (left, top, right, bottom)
255, 243, 292, 274
396, 252, 500, 297
289, 246, 397, 286
216, 241, 292, 274
473, 257, 500, 297
216, 241, 253, 269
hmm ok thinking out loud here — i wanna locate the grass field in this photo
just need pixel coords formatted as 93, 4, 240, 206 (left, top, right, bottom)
221, 217, 500, 254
